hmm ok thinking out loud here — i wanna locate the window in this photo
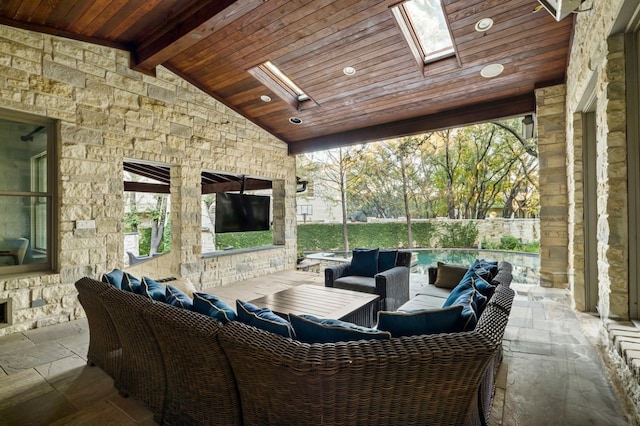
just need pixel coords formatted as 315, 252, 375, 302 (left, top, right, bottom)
123, 161, 171, 265
201, 172, 275, 254
392, 0, 456, 66
0, 110, 55, 274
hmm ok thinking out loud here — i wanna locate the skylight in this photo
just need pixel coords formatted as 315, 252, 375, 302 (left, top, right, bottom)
248, 61, 317, 111
392, 0, 455, 64
261, 61, 309, 102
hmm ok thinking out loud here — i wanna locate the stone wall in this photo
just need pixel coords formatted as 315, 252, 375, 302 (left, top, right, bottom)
564, 0, 639, 417
536, 84, 569, 288
0, 25, 297, 336
565, 0, 629, 319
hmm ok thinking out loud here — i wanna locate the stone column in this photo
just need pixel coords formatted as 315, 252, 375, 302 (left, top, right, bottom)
536, 84, 569, 288
596, 34, 628, 320
171, 163, 203, 277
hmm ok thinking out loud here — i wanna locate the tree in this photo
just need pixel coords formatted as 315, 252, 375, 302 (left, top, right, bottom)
148, 194, 169, 255
304, 146, 365, 252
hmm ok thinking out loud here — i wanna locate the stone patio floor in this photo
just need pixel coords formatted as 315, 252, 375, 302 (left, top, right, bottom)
0, 270, 636, 425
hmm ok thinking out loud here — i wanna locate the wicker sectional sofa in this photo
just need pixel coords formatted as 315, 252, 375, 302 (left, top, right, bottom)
75, 261, 514, 426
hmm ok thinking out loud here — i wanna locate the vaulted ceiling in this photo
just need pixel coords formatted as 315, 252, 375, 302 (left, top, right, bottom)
0, 0, 574, 154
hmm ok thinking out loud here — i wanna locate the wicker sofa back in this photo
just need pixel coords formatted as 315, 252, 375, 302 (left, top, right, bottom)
219, 284, 514, 426
76, 265, 514, 426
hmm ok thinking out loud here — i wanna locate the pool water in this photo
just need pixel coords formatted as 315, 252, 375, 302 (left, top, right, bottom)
412, 248, 539, 285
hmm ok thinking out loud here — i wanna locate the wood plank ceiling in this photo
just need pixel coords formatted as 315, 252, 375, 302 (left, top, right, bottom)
0, 0, 574, 154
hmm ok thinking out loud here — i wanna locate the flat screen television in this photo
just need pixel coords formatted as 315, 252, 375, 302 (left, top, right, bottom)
214, 193, 271, 233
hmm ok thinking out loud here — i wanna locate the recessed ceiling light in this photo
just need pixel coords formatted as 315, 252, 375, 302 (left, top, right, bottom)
343, 66, 356, 76
191, 32, 202, 39
289, 117, 303, 125
260, 95, 271, 102
480, 63, 504, 78
475, 18, 494, 32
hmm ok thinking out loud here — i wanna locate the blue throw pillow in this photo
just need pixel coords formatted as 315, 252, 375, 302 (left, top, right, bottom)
166, 285, 193, 310
472, 274, 496, 301
377, 250, 398, 273
139, 276, 166, 302
236, 300, 294, 339
193, 292, 237, 323
442, 271, 475, 308
349, 248, 379, 277
449, 288, 485, 331
121, 272, 141, 293
376, 305, 464, 337
290, 314, 391, 343
101, 269, 124, 290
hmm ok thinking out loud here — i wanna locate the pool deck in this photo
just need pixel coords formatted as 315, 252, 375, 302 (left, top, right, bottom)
0, 270, 634, 425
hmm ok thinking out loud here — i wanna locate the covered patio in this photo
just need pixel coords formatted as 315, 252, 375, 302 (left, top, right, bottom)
0, 0, 639, 423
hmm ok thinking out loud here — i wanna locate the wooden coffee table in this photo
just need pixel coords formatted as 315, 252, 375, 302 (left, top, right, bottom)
248, 284, 379, 327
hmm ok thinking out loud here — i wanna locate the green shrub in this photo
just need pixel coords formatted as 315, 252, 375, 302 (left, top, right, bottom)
437, 222, 478, 248
215, 230, 274, 249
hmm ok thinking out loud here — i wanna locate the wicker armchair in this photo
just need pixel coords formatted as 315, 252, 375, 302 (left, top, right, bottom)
99, 287, 166, 423
325, 250, 412, 312
74, 278, 121, 379
144, 301, 242, 426
219, 285, 514, 426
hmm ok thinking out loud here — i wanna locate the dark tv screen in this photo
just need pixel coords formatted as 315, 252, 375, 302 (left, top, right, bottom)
215, 193, 270, 233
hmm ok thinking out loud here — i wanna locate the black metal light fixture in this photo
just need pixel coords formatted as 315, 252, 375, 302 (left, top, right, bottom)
522, 115, 535, 139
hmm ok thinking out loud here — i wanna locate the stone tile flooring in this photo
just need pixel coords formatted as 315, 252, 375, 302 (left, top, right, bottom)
0, 271, 636, 425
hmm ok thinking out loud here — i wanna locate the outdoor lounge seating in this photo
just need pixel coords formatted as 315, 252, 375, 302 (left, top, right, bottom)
324, 248, 412, 312
75, 259, 513, 426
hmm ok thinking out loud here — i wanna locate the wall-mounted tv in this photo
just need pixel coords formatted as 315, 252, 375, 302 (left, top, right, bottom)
214, 192, 271, 233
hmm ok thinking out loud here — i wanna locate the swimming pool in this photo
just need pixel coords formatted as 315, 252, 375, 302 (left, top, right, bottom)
413, 248, 539, 285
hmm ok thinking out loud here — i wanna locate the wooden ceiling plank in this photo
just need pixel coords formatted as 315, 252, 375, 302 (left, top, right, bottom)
177, 0, 393, 84
70, 0, 129, 35
0, 0, 25, 19
14, 0, 44, 21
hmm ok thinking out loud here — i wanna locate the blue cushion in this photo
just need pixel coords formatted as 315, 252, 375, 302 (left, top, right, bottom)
450, 288, 486, 331
236, 300, 294, 339
121, 272, 141, 293
349, 248, 379, 277
377, 250, 397, 273
139, 276, 166, 302
290, 314, 391, 343
101, 269, 124, 290
470, 259, 496, 281
193, 292, 237, 323
376, 305, 464, 337
442, 271, 475, 308
166, 285, 193, 310
473, 274, 495, 300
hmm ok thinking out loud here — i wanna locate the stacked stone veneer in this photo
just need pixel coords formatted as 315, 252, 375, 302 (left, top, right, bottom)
0, 25, 297, 336
536, 84, 569, 288
565, 0, 637, 416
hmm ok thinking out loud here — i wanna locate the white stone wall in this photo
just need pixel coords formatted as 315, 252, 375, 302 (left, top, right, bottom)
0, 25, 297, 336
565, 0, 629, 319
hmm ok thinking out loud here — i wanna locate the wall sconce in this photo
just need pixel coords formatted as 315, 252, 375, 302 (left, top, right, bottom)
522, 114, 535, 139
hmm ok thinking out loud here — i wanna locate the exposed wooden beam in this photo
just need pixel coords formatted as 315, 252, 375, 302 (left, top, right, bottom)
124, 182, 170, 194
202, 179, 272, 195
132, 0, 263, 74
287, 94, 536, 154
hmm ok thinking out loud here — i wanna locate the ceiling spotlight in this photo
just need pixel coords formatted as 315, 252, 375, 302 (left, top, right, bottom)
191, 32, 202, 39
480, 63, 504, 78
289, 117, 303, 124
260, 95, 272, 102
475, 18, 494, 32
343, 66, 356, 76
